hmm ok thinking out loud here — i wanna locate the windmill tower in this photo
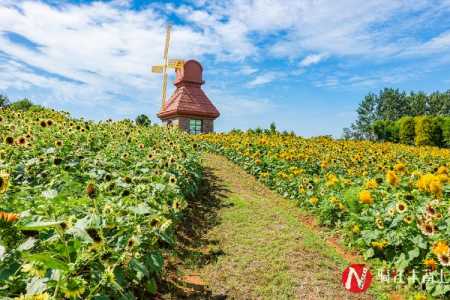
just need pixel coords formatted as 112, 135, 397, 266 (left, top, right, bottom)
152, 25, 220, 134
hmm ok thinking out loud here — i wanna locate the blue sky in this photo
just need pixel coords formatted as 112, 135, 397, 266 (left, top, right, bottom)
1, 0, 450, 137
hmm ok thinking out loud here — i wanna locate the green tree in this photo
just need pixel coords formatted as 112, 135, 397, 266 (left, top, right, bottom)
408, 91, 428, 116
9, 98, 33, 111
377, 88, 409, 120
428, 91, 450, 115
372, 120, 399, 142
398, 116, 416, 145
135, 114, 151, 126
442, 117, 450, 147
0, 94, 9, 108
351, 93, 380, 139
415, 116, 434, 146
269, 122, 277, 134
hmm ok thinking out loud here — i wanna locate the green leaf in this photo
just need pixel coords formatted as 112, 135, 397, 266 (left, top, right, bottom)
129, 258, 148, 280
432, 284, 450, 296
19, 221, 63, 231
364, 248, 374, 259
146, 252, 164, 273
396, 253, 409, 272
17, 237, 38, 251
408, 247, 420, 260
66, 227, 94, 243
146, 277, 158, 294
410, 235, 427, 249
23, 252, 69, 271
0, 245, 5, 261
27, 277, 48, 295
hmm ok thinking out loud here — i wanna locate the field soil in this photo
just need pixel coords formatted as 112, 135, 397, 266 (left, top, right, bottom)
161, 153, 375, 299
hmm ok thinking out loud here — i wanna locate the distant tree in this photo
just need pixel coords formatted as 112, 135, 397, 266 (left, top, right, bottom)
342, 127, 354, 140
254, 127, 263, 134
230, 128, 243, 134
0, 94, 10, 108
377, 88, 409, 121
344, 88, 450, 141
428, 91, 450, 115
442, 117, 450, 147
9, 98, 33, 111
135, 114, 151, 126
269, 122, 277, 134
350, 93, 379, 140
408, 91, 428, 116
398, 116, 416, 145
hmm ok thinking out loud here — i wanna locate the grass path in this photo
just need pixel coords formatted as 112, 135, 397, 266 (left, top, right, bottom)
163, 153, 375, 299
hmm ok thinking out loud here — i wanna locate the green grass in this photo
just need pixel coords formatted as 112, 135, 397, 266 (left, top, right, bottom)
160, 152, 426, 299
169, 153, 378, 299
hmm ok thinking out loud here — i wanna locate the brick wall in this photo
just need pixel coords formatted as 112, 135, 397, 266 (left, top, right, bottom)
162, 116, 215, 133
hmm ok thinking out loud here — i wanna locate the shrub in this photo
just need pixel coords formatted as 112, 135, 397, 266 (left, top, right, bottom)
135, 114, 151, 126
398, 116, 415, 145
372, 120, 388, 141
9, 98, 34, 111
373, 120, 399, 142
441, 117, 450, 147
415, 116, 442, 146
431, 116, 444, 147
386, 121, 400, 143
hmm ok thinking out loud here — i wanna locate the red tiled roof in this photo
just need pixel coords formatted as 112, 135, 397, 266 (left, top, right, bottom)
157, 60, 220, 119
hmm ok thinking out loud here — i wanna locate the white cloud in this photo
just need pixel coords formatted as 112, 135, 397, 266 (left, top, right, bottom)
247, 72, 280, 87
239, 65, 258, 75
0, 0, 258, 119
1, 0, 450, 124
403, 31, 450, 56
299, 53, 328, 67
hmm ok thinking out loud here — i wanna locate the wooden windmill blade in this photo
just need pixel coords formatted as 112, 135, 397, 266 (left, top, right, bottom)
160, 24, 171, 109
151, 24, 184, 110
151, 65, 163, 73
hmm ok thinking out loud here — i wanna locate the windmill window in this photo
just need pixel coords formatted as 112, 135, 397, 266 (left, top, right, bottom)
189, 119, 202, 134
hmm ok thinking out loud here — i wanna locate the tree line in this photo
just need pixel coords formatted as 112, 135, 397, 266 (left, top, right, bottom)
0, 94, 43, 111
343, 88, 450, 147
1, 94, 153, 126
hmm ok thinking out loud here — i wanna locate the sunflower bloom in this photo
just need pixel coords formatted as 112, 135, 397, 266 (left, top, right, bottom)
429, 180, 442, 197
0, 211, 19, 223
62, 277, 86, 299
436, 166, 448, 175
420, 222, 436, 236
423, 258, 437, 271
309, 197, 319, 206
386, 171, 400, 186
438, 253, 450, 266
366, 179, 378, 189
432, 241, 449, 256
359, 190, 373, 204
0, 172, 10, 193
394, 163, 406, 172
371, 240, 388, 250
15, 293, 50, 300
396, 201, 408, 213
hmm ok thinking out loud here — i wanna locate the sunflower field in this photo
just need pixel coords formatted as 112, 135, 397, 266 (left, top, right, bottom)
196, 132, 450, 296
0, 108, 202, 299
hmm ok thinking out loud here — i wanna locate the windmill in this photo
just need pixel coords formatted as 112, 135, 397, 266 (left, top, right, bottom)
152, 24, 184, 110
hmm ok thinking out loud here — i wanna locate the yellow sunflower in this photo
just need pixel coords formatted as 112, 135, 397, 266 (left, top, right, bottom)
359, 190, 373, 204
0, 172, 10, 193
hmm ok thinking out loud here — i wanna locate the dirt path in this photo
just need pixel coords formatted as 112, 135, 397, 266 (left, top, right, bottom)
162, 153, 375, 299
